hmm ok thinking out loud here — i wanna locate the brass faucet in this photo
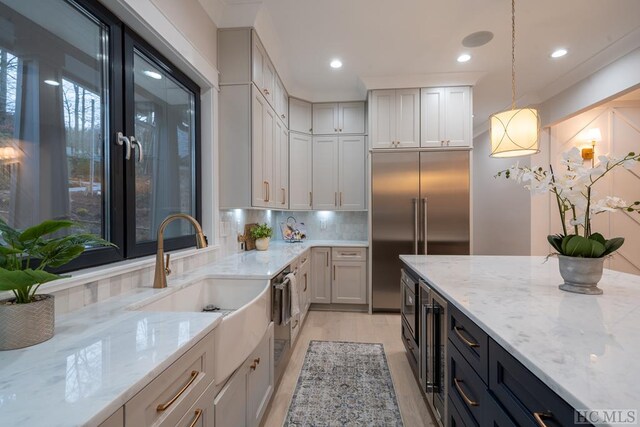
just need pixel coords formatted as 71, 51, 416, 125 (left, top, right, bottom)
153, 213, 208, 289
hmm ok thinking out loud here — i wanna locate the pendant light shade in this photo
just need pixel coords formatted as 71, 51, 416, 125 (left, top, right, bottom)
489, 0, 540, 158
490, 107, 540, 157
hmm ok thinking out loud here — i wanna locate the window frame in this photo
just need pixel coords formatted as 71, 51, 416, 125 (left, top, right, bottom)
0, 0, 202, 273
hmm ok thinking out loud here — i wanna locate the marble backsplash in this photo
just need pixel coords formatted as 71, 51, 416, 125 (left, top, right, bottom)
218, 209, 368, 255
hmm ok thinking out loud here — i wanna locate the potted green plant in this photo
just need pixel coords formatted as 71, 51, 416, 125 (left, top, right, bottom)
0, 218, 114, 350
250, 223, 273, 251
498, 147, 640, 294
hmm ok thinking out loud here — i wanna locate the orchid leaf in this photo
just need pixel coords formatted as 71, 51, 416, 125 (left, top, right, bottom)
589, 233, 606, 246
603, 237, 625, 256
547, 234, 564, 253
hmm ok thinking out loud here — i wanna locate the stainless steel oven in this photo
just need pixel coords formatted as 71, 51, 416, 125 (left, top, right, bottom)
272, 266, 292, 383
420, 278, 448, 427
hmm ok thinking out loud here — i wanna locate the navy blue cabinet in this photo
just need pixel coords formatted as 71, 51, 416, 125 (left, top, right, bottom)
448, 304, 489, 384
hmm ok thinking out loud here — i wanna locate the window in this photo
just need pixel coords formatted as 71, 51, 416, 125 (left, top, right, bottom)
0, 0, 201, 270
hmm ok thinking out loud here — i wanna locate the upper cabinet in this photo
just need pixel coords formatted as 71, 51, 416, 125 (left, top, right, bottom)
275, 77, 288, 126
370, 89, 420, 149
252, 34, 275, 107
289, 133, 313, 210
312, 102, 365, 135
289, 98, 313, 134
421, 87, 471, 148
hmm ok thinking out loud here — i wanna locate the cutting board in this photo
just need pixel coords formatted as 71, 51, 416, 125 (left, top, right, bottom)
243, 223, 258, 251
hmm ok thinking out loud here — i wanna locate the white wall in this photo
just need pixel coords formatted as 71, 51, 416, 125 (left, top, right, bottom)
472, 132, 532, 255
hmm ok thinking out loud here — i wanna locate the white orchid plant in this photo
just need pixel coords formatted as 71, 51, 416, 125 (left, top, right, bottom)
497, 147, 640, 258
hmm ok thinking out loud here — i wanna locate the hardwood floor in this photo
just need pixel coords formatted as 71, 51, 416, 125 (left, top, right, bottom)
261, 310, 436, 427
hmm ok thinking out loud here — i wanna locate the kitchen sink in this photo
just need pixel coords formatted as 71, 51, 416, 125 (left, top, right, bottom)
132, 278, 271, 384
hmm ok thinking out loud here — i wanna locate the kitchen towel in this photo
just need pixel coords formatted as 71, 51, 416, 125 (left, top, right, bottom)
286, 272, 300, 318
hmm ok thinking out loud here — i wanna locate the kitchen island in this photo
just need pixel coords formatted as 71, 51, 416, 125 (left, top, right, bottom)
401, 255, 640, 427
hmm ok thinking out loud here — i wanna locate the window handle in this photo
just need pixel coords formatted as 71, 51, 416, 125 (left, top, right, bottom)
130, 136, 143, 162
116, 132, 131, 160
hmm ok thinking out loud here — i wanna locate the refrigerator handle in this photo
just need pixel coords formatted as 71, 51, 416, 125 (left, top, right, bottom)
422, 198, 428, 255
413, 198, 418, 255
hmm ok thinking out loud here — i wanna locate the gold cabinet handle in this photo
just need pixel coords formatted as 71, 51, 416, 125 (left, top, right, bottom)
309, 191, 313, 207
453, 378, 479, 407
303, 275, 308, 291
267, 181, 270, 202
326, 252, 329, 267
533, 411, 554, 427
281, 188, 286, 205
156, 370, 199, 411
454, 326, 479, 348
188, 409, 203, 427
333, 265, 336, 280
250, 357, 261, 371
334, 192, 338, 206
334, 128, 337, 132
263, 181, 268, 202
281, 114, 286, 119
340, 252, 359, 256
339, 192, 343, 206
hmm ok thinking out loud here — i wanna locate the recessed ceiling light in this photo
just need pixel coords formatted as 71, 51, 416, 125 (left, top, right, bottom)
330, 59, 343, 69
551, 48, 568, 58
143, 70, 162, 80
44, 80, 60, 86
457, 54, 471, 63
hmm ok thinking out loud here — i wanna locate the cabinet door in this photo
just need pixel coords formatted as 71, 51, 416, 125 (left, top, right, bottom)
289, 98, 313, 134
246, 324, 274, 427
289, 133, 313, 210
274, 121, 288, 208
370, 90, 396, 148
332, 261, 367, 304
312, 103, 339, 134
395, 88, 420, 148
252, 88, 275, 207
214, 367, 247, 427
311, 248, 331, 304
338, 102, 365, 134
312, 136, 339, 209
299, 254, 311, 318
444, 86, 471, 147
251, 35, 265, 91
421, 87, 445, 147
262, 58, 276, 107
338, 136, 366, 210
275, 77, 288, 125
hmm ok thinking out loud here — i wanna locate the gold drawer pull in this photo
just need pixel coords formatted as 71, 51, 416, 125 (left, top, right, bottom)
454, 326, 479, 348
156, 370, 199, 411
250, 358, 260, 371
453, 378, 479, 407
188, 409, 203, 427
533, 411, 553, 427
340, 252, 360, 256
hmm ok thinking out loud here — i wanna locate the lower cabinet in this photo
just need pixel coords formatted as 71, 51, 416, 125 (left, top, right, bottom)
298, 251, 311, 321
177, 381, 217, 427
332, 261, 367, 304
311, 247, 331, 304
214, 323, 274, 427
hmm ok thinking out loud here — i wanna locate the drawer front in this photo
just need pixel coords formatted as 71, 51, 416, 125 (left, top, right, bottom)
484, 393, 518, 427
176, 380, 216, 427
125, 331, 215, 427
488, 338, 581, 427
449, 304, 488, 383
297, 250, 310, 270
448, 397, 477, 427
247, 324, 274, 426
401, 318, 419, 376
214, 365, 247, 427
448, 341, 485, 425
331, 247, 366, 261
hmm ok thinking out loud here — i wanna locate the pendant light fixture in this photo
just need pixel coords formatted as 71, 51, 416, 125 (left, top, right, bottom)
489, 0, 540, 158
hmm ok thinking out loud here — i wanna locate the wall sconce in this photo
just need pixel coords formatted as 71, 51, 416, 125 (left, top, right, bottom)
581, 128, 601, 162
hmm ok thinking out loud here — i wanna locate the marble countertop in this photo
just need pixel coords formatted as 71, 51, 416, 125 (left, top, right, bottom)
0, 239, 366, 426
198, 240, 368, 279
400, 255, 640, 422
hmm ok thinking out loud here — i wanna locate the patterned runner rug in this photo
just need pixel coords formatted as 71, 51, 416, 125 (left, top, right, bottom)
284, 341, 404, 426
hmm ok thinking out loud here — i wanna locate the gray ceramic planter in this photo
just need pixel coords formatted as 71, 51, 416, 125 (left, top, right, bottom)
0, 294, 55, 350
558, 255, 604, 295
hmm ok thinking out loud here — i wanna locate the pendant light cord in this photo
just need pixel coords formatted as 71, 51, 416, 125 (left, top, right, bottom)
511, 0, 516, 110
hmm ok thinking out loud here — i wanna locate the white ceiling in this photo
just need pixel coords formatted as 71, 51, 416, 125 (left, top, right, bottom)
201, 0, 640, 133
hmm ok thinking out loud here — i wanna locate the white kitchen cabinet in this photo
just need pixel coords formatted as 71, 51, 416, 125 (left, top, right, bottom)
313, 102, 366, 135
421, 86, 471, 148
297, 252, 311, 321
312, 103, 339, 134
339, 102, 366, 134
252, 34, 275, 107
311, 248, 331, 304
275, 121, 289, 208
370, 89, 419, 149
332, 260, 367, 304
289, 98, 313, 134
338, 136, 366, 210
252, 86, 276, 208
312, 136, 339, 209
313, 136, 366, 210
176, 381, 216, 427
214, 366, 247, 427
99, 408, 123, 427
289, 133, 313, 210
275, 76, 288, 125
246, 323, 274, 427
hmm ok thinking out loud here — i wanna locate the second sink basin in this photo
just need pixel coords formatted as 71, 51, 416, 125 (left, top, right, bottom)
135, 278, 271, 384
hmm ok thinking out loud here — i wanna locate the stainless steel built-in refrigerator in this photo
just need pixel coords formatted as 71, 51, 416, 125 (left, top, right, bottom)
371, 150, 470, 311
